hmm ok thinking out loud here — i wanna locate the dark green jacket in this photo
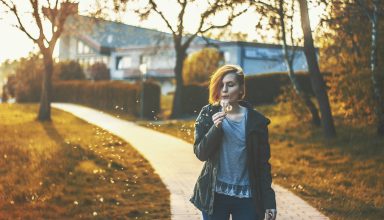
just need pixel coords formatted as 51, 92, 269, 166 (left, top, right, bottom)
189, 100, 276, 218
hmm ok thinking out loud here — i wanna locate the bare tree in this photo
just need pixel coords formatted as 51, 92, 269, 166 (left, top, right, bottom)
298, 0, 337, 138
117, 0, 249, 118
0, 0, 77, 121
356, 0, 384, 136
256, 0, 321, 126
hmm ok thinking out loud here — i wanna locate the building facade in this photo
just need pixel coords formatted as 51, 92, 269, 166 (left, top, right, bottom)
59, 12, 309, 94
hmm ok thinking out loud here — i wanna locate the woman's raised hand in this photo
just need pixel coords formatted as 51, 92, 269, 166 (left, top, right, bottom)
212, 111, 226, 128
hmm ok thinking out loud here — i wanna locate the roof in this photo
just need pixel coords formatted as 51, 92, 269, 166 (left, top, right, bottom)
65, 15, 219, 50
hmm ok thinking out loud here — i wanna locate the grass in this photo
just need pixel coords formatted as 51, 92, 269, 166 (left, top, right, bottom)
138, 102, 384, 220
0, 103, 170, 220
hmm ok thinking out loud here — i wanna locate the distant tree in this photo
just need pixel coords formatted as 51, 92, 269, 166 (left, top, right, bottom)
320, 0, 384, 135
356, 0, 384, 136
1, 84, 8, 102
298, 0, 336, 138
183, 47, 223, 84
116, 0, 250, 118
14, 55, 44, 102
88, 62, 110, 81
54, 60, 85, 80
5, 74, 17, 97
0, 0, 78, 120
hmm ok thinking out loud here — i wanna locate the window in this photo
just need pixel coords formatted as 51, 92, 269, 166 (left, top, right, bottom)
224, 51, 231, 62
117, 56, 132, 69
77, 40, 92, 54
140, 55, 151, 67
77, 41, 84, 54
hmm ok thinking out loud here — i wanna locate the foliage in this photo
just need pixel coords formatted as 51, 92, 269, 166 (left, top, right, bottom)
275, 85, 314, 123
183, 48, 223, 84
13, 55, 44, 102
88, 62, 110, 80
54, 60, 85, 80
318, 0, 384, 125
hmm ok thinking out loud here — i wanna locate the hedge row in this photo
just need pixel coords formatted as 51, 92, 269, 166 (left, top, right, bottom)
182, 72, 326, 115
52, 80, 160, 118
244, 71, 315, 105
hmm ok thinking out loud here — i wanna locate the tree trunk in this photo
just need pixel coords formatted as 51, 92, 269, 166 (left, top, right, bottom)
278, 0, 321, 126
38, 54, 53, 121
170, 47, 187, 118
370, 0, 384, 136
298, 0, 336, 138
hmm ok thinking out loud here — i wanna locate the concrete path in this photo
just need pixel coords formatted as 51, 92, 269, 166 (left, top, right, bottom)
52, 103, 329, 220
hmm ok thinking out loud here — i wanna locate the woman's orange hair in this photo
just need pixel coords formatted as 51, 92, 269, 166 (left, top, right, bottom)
209, 64, 245, 105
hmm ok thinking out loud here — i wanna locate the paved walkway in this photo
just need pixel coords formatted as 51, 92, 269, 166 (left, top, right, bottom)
52, 103, 329, 220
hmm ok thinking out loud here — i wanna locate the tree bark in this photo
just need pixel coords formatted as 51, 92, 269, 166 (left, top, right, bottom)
278, 0, 321, 126
170, 46, 187, 118
370, 0, 384, 136
298, 0, 336, 138
38, 53, 53, 121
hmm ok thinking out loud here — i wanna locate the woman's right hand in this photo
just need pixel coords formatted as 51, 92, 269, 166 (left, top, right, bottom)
212, 111, 226, 128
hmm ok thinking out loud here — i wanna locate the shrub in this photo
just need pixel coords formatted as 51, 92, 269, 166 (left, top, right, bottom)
183, 47, 223, 84
88, 62, 110, 80
54, 60, 85, 80
53, 80, 161, 118
181, 82, 209, 115
14, 55, 44, 102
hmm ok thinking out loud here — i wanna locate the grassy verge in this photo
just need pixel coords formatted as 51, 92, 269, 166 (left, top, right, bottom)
0, 104, 170, 220
138, 103, 384, 220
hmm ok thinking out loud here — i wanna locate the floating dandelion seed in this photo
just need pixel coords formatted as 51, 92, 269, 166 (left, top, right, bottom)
3, 154, 7, 159
115, 105, 119, 109
145, 211, 149, 214
99, 197, 104, 202
74, 201, 79, 205
93, 212, 97, 216
10, 201, 14, 204
116, 202, 120, 205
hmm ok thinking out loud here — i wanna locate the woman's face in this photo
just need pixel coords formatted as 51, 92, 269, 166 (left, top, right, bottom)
220, 73, 243, 104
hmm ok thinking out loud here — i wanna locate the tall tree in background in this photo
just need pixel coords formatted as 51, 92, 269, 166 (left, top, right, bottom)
0, 0, 77, 121
298, 0, 336, 138
356, 0, 384, 136
117, 0, 249, 118
256, 0, 321, 126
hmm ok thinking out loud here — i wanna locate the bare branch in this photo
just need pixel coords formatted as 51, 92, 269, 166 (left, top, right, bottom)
29, 0, 47, 47
0, 0, 39, 43
177, 0, 187, 37
148, 0, 176, 35
183, 6, 249, 50
256, 1, 279, 13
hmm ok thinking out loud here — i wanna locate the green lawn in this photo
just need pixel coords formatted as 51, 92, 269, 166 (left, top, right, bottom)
0, 104, 170, 220
138, 103, 384, 220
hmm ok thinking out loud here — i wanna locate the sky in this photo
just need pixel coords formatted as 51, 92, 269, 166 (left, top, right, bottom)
0, 0, 324, 63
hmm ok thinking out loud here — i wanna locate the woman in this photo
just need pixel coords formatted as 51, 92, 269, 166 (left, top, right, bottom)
190, 64, 277, 220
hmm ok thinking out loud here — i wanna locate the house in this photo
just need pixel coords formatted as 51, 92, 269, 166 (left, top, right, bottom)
58, 4, 309, 94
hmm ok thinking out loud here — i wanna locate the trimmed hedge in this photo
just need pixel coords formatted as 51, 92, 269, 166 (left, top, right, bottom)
181, 82, 209, 115
141, 80, 161, 118
182, 72, 325, 115
52, 80, 160, 118
244, 71, 314, 105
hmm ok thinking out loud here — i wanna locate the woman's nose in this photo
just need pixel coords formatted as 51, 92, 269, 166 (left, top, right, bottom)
222, 85, 228, 92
